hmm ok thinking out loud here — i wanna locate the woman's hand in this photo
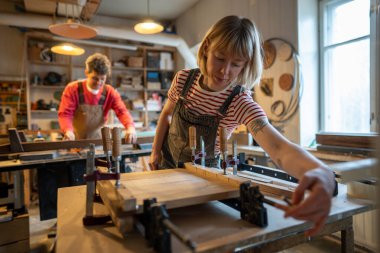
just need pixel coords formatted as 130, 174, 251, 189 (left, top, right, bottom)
149, 151, 160, 170
124, 127, 137, 144
283, 167, 336, 236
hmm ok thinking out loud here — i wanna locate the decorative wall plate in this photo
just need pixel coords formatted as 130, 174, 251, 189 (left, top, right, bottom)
263, 41, 276, 69
279, 73, 294, 91
278, 42, 293, 61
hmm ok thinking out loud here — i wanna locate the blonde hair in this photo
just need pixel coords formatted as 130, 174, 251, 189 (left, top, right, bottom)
85, 53, 111, 76
197, 15, 263, 90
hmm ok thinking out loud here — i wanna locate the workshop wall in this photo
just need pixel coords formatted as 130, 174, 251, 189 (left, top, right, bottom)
176, 0, 320, 146
0, 0, 320, 146
0, 26, 24, 77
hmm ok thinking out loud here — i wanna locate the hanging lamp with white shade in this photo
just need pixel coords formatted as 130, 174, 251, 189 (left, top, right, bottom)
51, 42, 85, 56
134, 0, 164, 34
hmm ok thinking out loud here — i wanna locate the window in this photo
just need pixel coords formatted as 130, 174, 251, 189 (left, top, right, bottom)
320, 0, 373, 133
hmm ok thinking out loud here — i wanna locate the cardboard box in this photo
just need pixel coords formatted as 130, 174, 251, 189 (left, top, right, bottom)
127, 56, 143, 67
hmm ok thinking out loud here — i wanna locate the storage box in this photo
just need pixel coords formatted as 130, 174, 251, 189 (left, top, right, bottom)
127, 56, 143, 67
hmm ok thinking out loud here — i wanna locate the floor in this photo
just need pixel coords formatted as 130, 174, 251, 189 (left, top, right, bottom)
27, 199, 373, 253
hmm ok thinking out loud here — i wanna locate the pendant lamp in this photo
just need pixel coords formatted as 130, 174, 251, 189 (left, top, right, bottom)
49, 19, 97, 39
134, 0, 164, 34
51, 43, 85, 56
49, 2, 97, 39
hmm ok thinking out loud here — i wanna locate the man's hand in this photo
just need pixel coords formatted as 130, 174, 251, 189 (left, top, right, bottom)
283, 167, 335, 236
124, 126, 137, 144
63, 130, 75, 140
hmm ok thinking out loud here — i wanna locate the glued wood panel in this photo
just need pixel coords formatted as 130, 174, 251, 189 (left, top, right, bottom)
98, 164, 251, 216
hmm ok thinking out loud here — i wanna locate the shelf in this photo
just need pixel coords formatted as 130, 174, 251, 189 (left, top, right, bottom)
0, 102, 26, 105
117, 86, 144, 91
0, 91, 23, 95
146, 68, 174, 72
26, 34, 177, 131
146, 89, 169, 92
112, 66, 145, 71
31, 110, 58, 114
29, 60, 69, 67
0, 76, 26, 82
30, 85, 66, 89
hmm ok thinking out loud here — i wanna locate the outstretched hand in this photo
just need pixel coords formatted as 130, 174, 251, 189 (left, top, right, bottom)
282, 168, 336, 236
124, 127, 137, 144
63, 130, 75, 140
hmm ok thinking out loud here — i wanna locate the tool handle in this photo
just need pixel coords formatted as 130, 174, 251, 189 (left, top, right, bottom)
163, 219, 197, 251
112, 127, 122, 157
101, 127, 112, 153
219, 127, 228, 153
189, 126, 196, 149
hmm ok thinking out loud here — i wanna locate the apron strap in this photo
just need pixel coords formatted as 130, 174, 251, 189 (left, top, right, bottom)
98, 84, 108, 106
180, 68, 200, 98
77, 81, 85, 105
77, 82, 108, 106
218, 85, 243, 116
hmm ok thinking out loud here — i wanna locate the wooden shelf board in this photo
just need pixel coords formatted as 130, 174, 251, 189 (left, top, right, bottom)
30, 85, 65, 89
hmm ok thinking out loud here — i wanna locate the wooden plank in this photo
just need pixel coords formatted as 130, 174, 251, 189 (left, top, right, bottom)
315, 132, 378, 149
330, 158, 376, 183
316, 144, 374, 156
0, 213, 29, 245
0, 239, 29, 253
185, 163, 294, 198
57, 185, 374, 253
0, 136, 153, 154
57, 186, 150, 253
96, 180, 135, 234
110, 168, 241, 215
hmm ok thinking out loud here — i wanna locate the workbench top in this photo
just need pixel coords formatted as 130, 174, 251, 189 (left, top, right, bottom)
56, 183, 374, 253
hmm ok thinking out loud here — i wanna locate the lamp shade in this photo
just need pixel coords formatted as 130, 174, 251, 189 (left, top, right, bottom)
134, 20, 164, 34
51, 43, 85, 56
49, 19, 97, 39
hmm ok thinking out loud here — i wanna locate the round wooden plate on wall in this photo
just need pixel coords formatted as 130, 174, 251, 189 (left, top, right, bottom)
263, 41, 276, 69
279, 73, 294, 91
277, 42, 293, 61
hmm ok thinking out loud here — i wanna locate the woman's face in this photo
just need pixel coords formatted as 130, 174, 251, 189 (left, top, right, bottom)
204, 47, 246, 92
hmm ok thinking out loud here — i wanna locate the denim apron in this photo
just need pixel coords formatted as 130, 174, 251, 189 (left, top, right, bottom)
73, 81, 108, 139
161, 69, 242, 168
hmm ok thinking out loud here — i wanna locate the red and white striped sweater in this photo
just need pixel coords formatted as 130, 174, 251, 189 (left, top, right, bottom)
167, 69, 267, 152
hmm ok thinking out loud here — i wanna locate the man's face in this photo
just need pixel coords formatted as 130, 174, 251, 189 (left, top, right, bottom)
86, 71, 107, 90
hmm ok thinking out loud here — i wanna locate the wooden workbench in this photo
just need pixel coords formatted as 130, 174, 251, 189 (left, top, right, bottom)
56, 183, 374, 253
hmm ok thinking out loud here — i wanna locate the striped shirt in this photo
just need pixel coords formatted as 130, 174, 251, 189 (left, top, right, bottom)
168, 69, 267, 152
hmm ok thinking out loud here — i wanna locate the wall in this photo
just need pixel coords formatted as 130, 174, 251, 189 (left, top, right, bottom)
0, 26, 24, 77
176, 0, 318, 145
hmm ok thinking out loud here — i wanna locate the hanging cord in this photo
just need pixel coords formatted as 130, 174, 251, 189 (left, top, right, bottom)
263, 38, 304, 129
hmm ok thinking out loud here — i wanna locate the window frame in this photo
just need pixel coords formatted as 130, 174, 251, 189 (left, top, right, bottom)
319, 0, 377, 133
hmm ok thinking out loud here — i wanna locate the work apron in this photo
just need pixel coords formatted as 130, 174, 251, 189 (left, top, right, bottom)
72, 81, 108, 139
161, 69, 242, 169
